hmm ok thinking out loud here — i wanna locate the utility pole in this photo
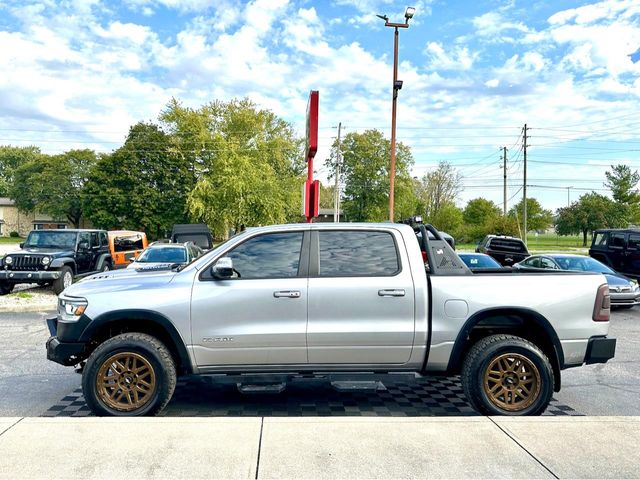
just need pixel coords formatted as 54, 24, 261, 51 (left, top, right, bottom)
378, 7, 415, 222
334, 122, 342, 222
523, 124, 528, 246
567, 186, 573, 207
503, 146, 507, 216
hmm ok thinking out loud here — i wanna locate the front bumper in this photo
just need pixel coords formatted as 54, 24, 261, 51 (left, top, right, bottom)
584, 336, 616, 365
0, 270, 61, 283
45, 315, 86, 366
610, 291, 640, 306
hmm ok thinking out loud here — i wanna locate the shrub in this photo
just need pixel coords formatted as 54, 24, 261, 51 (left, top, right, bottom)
9, 231, 19, 238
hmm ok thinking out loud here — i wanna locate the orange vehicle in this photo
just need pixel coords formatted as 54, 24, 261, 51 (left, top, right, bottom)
107, 230, 148, 268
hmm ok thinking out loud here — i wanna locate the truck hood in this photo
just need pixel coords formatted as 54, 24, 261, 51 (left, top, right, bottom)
63, 268, 178, 297
13, 248, 74, 257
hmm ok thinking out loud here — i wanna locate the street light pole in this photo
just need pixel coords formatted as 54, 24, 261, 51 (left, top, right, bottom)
379, 7, 415, 222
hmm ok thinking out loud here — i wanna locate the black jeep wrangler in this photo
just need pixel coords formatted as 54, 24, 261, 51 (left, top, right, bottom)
0, 229, 112, 295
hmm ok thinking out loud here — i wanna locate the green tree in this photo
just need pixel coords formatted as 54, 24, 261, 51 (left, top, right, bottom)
416, 161, 462, 223
509, 197, 553, 233
555, 192, 625, 246
0, 146, 41, 197
463, 198, 501, 226
430, 201, 464, 238
326, 129, 415, 222
83, 123, 190, 238
10, 149, 96, 227
605, 164, 640, 205
604, 164, 640, 223
162, 98, 304, 236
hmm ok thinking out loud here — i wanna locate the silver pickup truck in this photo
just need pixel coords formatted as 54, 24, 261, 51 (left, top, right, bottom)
46, 223, 616, 416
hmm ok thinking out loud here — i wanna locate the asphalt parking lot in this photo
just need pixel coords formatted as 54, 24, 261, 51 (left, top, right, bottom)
0, 308, 638, 417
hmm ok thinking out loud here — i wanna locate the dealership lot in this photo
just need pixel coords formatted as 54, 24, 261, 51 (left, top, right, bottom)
0, 309, 639, 478
0, 309, 639, 417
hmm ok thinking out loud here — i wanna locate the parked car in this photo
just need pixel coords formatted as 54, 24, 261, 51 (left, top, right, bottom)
458, 253, 502, 270
171, 224, 213, 250
513, 254, 640, 308
108, 230, 148, 269
0, 229, 112, 295
127, 242, 203, 270
589, 228, 640, 280
46, 222, 615, 417
476, 235, 529, 267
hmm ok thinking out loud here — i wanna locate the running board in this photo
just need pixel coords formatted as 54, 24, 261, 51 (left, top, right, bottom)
237, 382, 286, 394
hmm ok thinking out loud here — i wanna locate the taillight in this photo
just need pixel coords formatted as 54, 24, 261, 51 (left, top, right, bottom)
421, 251, 427, 263
593, 283, 610, 322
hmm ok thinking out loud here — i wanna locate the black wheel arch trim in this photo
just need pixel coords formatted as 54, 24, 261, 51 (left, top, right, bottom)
95, 253, 113, 270
50, 258, 77, 272
446, 306, 564, 390
78, 309, 194, 374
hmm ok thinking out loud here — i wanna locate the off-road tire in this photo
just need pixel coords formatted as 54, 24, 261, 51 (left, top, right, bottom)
82, 332, 176, 416
52, 266, 73, 295
0, 282, 13, 295
101, 261, 112, 272
461, 334, 554, 416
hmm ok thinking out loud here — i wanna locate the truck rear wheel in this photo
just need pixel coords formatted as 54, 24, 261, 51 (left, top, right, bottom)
461, 334, 554, 416
81, 333, 176, 416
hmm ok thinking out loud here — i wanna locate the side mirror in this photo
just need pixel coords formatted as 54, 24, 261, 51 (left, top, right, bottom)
211, 257, 233, 279
78, 241, 89, 251
19, 242, 24, 249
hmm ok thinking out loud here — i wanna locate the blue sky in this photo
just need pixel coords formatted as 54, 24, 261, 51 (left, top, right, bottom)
1, 0, 639, 212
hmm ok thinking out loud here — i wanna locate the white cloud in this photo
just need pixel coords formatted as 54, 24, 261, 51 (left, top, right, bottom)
425, 42, 478, 70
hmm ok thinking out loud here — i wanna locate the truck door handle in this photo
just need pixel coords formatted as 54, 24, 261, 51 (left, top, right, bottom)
273, 290, 301, 299
378, 289, 405, 297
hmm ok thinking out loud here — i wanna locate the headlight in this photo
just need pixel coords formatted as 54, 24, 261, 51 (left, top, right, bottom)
4, 256, 12, 265
41, 256, 51, 266
59, 297, 88, 321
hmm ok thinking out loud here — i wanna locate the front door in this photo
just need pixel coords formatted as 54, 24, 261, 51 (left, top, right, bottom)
307, 229, 415, 365
75, 232, 92, 273
191, 230, 309, 367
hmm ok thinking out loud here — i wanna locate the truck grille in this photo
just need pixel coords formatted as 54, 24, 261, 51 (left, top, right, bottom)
9, 256, 42, 271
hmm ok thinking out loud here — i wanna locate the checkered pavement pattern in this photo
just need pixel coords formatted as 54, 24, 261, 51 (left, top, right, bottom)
41, 375, 581, 417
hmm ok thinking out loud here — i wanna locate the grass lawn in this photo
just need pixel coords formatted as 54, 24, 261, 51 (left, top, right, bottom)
0, 237, 24, 244
458, 233, 589, 253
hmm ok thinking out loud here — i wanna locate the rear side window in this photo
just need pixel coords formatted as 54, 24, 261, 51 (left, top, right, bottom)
100, 232, 108, 247
227, 232, 303, 279
610, 233, 625, 249
489, 238, 527, 253
113, 233, 145, 252
318, 231, 400, 277
628, 234, 640, 250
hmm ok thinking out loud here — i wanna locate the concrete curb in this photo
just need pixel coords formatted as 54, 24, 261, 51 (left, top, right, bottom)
0, 303, 56, 313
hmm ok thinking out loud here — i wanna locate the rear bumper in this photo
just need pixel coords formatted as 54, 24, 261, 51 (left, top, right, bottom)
584, 336, 616, 365
0, 270, 61, 283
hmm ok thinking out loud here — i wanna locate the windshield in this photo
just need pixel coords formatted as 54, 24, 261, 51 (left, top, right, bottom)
554, 256, 614, 274
136, 247, 186, 263
24, 231, 77, 249
461, 254, 500, 268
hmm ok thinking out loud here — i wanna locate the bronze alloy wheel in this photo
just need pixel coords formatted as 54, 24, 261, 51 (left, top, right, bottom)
483, 353, 541, 412
96, 352, 157, 412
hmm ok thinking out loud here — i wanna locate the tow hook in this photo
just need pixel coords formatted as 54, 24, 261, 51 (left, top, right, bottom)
74, 361, 86, 374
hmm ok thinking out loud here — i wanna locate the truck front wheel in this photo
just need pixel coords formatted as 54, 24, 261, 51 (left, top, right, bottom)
81, 333, 177, 416
461, 334, 554, 416
52, 266, 73, 295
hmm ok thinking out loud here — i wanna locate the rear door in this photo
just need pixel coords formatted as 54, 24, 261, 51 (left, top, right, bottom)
624, 233, 640, 277
307, 228, 415, 365
609, 232, 626, 272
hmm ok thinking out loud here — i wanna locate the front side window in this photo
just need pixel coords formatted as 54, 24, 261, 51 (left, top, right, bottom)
226, 232, 303, 279
318, 231, 399, 277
